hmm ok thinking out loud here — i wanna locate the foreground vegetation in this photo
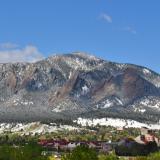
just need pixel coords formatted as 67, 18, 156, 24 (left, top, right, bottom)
0, 142, 48, 160
0, 143, 159, 160
62, 146, 160, 160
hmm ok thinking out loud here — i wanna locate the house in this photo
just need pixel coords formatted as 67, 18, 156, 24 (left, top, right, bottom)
38, 139, 117, 153
140, 127, 149, 135
115, 134, 159, 157
140, 127, 155, 135
38, 139, 68, 150
67, 141, 80, 150
135, 127, 160, 147
135, 133, 160, 146
116, 127, 124, 131
88, 141, 102, 150
38, 139, 48, 146
58, 140, 69, 150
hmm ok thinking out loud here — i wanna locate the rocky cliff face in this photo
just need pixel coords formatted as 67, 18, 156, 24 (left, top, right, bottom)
0, 52, 160, 123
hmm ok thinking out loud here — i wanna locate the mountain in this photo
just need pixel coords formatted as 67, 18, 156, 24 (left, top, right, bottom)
0, 52, 160, 124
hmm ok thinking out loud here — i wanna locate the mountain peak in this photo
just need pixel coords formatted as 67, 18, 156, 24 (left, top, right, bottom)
46, 52, 102, 61
0, 52, 159, 124
71, 52, 102, 60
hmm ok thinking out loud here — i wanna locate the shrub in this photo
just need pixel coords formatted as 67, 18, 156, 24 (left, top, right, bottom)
62, 145, 98, 160
148, 152, 160, 160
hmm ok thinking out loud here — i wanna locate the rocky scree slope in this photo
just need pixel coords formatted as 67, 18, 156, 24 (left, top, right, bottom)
0, 53, 160, 124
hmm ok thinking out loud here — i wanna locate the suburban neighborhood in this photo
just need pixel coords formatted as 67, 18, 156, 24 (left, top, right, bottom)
37, 127, 160, 159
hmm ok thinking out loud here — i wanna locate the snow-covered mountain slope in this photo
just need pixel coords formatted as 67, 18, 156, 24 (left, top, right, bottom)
0, 122, 79, 135
0, 52, 159, 125
130, 96, 160, 112
74, 118, 160, 129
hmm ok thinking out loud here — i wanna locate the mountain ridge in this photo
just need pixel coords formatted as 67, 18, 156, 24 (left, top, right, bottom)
0, 52, 159, 124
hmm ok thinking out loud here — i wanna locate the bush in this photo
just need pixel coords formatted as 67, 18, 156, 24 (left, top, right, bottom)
98, 154, 118, 160
62, 145, 98, 160
0, 143, 49, 160
148, 152, 160, 160
134, 157, 147, 160
129, 152, 160, 160
98, 153, 125, 160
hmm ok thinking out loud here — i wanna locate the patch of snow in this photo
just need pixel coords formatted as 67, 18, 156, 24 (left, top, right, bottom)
140, 99, 150, 106
37, 82, 42, 88
63, 55, 104, 71
52, 108, 63, 113
68, 71, 72, 79
115, 97, 123, 105
11, 97, 34, 106
96, 99, 113, 109
13, 100, 34, 106
74, 52, 100, 61
116, 64, 127, 70
131, 96, 160, 111
60, 125, 78, 131
155, 82, 160, 88
74, 117, 160, 129
139, 97, 160, 110
96, 97, 123, 109
0, 122, 80, 135
143, 68, 151, 75
0, 98, 5, 102
134, 108, 146, 113
151, 104, 160, 109
75, 93, 80, 98
103, 100, 113, 108
82, 85, 89, 95
51, 103, 67, 113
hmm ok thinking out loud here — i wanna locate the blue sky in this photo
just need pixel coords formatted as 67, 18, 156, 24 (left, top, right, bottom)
0, 0, 160, 73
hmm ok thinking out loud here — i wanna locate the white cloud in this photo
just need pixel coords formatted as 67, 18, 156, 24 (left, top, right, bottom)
100, 13, 112, 23
0, 43, 44, 63
123, 26, 137, 34
0, 42, 19, 49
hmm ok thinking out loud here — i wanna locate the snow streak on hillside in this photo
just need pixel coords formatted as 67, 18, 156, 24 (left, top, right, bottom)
74, 118, 160, 129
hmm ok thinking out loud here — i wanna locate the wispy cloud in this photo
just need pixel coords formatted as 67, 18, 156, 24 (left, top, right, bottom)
0, 43, 44, 63
0, 42, 19, 50
100, 13, 112, 23
123, 26, 137, 34
99, 13, 137, 35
